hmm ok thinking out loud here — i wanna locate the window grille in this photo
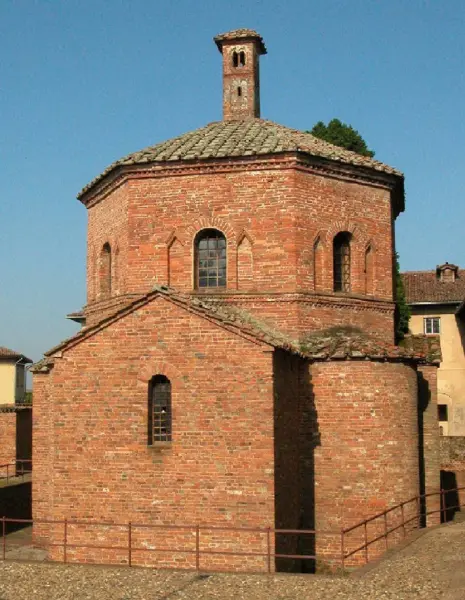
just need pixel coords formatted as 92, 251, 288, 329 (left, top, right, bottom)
195, 229, 227, 289
333, 232, 351, 292
148, 375, 172, 444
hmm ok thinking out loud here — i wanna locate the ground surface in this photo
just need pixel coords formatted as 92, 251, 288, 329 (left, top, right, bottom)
1, 520, 465, 599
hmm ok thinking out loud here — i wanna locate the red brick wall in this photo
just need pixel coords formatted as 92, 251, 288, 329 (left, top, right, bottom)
310, 360, 419, 563
86, 182, 129, 304
84, 164, 396, 340
33, 296, 276, 570
0, 412, 16, 475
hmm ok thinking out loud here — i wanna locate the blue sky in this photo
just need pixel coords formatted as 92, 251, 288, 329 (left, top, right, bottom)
1, 0, 464, 364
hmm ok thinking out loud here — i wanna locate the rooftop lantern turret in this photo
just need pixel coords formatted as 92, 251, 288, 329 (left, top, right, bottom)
214, 29, 267, 121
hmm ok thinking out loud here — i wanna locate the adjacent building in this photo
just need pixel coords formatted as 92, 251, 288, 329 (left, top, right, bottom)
0, 347, 32, 473
403, 263, 465, 436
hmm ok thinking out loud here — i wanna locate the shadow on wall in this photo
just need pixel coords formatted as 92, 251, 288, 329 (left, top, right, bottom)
456, 314, 465, 358
417, 371, 430, 528
440, 470, 460, 523
16, 409, 32, 464
273, 352, 319, 573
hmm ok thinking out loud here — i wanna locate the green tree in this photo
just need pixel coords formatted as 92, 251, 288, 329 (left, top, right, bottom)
395, 252, 410, 342
308, 118, 375, 158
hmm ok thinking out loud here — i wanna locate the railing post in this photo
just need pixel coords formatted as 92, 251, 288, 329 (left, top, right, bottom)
401, 502, 406, 538
64, 519, 68, 564
340, 528, 345, 572
267, 527, 271, 574
128, 522, 132, 567
383, 513, 388, 551
195, 525, 200, 572
2, 517, 5, 561
364, 521, 368, 563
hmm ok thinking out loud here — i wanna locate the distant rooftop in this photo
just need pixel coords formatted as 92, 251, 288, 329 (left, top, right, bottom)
402, 265, 465, 304
0, 347, 32, 363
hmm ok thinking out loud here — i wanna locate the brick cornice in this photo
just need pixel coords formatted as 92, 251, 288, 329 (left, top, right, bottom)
192, 291, 395, 315
79, 153, 402, 212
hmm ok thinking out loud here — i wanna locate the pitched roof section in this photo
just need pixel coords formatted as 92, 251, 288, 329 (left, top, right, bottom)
300, 328, 440, 364
31, 288, 437, 372
78, 119, 403, 200
0, 347, 32, 363
402, 269, 465, 304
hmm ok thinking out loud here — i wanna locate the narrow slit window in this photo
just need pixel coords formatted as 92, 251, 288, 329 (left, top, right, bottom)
195, 228, 227, 289
333, 232, 351, 292
239, 51, 246, 66
100, 242, 112, 298
232, 51, 239, 67
237, 86, 242, 97
148, 375, 172, 444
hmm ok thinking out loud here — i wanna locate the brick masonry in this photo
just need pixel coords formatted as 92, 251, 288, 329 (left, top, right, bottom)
0, 412, 16, 473
0, 408, 31, 477
31, 29, 440, 572
83, 164, 396, 341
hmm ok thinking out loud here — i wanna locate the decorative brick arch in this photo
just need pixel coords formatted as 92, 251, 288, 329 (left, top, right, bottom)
165, 229, 186, 248
236, 230, 254, 290
185, 216, 236, 244
236, 229, 255, 247
96, 237, 118, 300
183, 216, 237, 289
325, 220, 369, 248
364, 240, 376, 296
312, 231, 325, 292
137, 359, 190, 391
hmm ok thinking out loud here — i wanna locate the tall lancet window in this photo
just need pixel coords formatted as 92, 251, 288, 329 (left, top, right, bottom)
148, 375, 172, 444
195, 229, 227, 289
333, 232, 351, 292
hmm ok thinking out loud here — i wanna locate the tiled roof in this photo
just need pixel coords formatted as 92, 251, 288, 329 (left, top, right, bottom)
0, 347, 32, 363
214, 29, 267, 54
31, 288, 436, 371
78, 119, 403, 199
300, 327, 440, 363
402, 269, 465, 304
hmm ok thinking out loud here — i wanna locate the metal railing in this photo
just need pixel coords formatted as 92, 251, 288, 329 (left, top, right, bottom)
0, 460, 32, 484
0, 485, 463, 573
341, 486, 465, 569
0, 517, 339, 573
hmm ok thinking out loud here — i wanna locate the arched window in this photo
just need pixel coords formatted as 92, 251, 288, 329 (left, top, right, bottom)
232, 51, 239, 67
195, 228, 226, 289
333, 232, 351, 292
239, 51, 246, 66
100, 242, 112, 298
148, 375, 172, 444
